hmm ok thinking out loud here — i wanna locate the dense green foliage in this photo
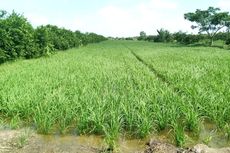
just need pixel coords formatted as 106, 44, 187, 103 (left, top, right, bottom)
135, 7, 230, 47
184, 7, 230, 46
173, 31, 201, 44
226, 37, 230, 45
0, 11, 36, 62
139, 30, 230, 47
0, 10, 107, 63
138, 31, 147, 41
225, 31, 230, 45
1, 41, 230, 148
154, 29, 173, 42
142, 29, 173, 43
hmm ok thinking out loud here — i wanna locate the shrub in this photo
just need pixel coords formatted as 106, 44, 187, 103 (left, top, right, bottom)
173, 32, 201, 44
226, 38, 230, 45
0, 10, 107, 64
154, 29, 173, 42
0, 11, 37, 59
0, 49, 7, 63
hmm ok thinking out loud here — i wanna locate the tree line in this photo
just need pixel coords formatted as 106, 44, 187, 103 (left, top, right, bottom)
137, 7, 230, 47
0, 10, 107, 64
138, 29, 230, 45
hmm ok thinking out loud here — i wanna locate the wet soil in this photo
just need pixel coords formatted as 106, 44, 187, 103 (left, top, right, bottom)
0, 129, 145, 153
0, 129, 103, 153
0, 129, 21, 153
145, 139, 230, 153
0, 129, 230, 153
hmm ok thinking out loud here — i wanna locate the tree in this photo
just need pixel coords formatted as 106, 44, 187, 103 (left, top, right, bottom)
0, 10, 107, 64
226, 27, 230, 45
138, 31, 147, 40
184, 7, 230, 46
155, 29, 172, 42
173, 31, 201, 45
0, 10, 36, 59
0, 10, 7, 18
34, 26, 55, 57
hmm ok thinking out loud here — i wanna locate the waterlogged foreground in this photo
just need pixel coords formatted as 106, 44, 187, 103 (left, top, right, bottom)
0, 127, 230, 153
0, 41, 230, 152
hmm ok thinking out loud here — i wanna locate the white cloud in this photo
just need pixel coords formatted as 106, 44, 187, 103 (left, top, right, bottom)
86, 0, 193, 37
146, 0, 178, 9
217, 0, 230, 11
21, 0, 194, 37
5, 0, 218, 37
97, 5, 139, 36
26, 14, 49, 26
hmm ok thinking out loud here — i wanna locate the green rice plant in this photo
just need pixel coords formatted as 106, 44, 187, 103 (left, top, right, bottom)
9, 114, 21, 129
103, 111, 121, 151
131, 41, 230, 140
203, 135, 213, 145
76, 112, 92, 134
15, 128, 32, 148
0, 40, 230, 147
52, 99, 75, 134
155, 111, 169, 131
173, 123, 185, 147
184, 110, 200, 134
0, 117, 5, 129
135, 113, 153, 138
57, 107, 74, 135
224, 123, 230, 139
33, 103, 56, 134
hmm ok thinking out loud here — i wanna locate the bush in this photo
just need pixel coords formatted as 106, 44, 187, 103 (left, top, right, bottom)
173, 32, 201, 44
0, 10, 107, 64
226, 38, 230, 45
0, 11, 37, 59
0, 49, 7, 63
181, 35, 200, 44
154, 29, 173, 42
34, 26, 54, 57
215, 32, 228, 41
138, 31, 147, 41
146, 35, 155, 42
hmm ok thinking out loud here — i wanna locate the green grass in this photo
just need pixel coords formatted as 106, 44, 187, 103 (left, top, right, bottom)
0, 40, 230, 148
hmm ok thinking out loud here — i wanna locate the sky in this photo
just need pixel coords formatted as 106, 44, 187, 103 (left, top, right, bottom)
1, 0, 230, 37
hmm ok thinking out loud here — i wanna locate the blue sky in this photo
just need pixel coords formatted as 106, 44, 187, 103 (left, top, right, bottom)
1, 0, 230, 37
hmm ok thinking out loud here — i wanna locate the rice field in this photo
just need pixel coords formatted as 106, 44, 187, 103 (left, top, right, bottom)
0, 40, 230, 149
131, 42, 230, 128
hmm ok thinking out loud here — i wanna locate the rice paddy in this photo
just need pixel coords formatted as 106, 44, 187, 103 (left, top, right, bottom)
0, 40, 230, 149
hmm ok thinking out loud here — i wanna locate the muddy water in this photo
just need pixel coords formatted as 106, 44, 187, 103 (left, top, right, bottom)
29, 134, 104, 153
31, 134, 147, 153
195, 122, 230, 148
24, 123, 230, 153
1, 122, 230, 153
33, 130, 174, 153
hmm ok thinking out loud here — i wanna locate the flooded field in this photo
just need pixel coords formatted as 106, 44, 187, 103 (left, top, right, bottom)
0, 128, 145, 153
1, 122, 230, 153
